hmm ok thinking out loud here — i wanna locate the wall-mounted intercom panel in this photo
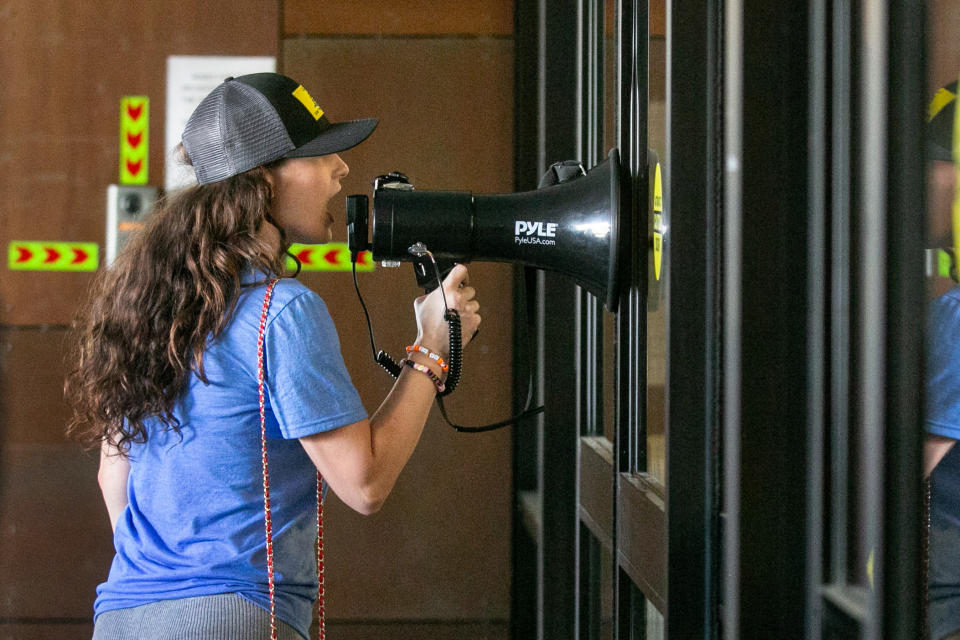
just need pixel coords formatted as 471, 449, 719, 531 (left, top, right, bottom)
106, 185, 157, 265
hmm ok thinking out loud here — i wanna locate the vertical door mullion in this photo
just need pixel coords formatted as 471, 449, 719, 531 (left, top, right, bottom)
725, 1, 812, 636
830, 0, 853, 590
615, 0, 647, 636
578, 0, 608, 637
511, 0, 544, 638
540, 0, 584, 637
666, 0, 721, 635
580, 0, 603, 438
617, 0, 647, 480
614, 0, 633, 634
721, 0, 744, 636
806, 0, 828, 635
880, 0, 925, 636
857, 3, 889, 637
614, 0, 631, 634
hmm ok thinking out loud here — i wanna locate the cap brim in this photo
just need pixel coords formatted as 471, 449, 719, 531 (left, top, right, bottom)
284, 118, 378, 158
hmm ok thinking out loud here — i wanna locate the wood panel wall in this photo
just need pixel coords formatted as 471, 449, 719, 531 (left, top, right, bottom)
280, 3, 515, 637
283, 0, 514, 35
930, 0, 960, 91
0, 3, 278, 638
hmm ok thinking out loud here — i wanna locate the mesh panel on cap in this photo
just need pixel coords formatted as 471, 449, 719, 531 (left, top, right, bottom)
183, 80, 295, 184
221, 82, 294, 177
183, 85, 230, 185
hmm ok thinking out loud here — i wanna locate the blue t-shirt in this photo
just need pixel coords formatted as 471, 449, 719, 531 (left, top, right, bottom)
93, 274, 368, 639
926, 285, 960, 639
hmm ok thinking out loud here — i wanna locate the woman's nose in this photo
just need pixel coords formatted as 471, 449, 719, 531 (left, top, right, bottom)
335, 155, 349, 178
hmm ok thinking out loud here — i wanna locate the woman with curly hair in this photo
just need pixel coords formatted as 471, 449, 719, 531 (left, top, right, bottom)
65, 73, 480, 640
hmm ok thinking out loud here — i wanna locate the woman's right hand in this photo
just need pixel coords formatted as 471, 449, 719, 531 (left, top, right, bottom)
412, 264, 481, 358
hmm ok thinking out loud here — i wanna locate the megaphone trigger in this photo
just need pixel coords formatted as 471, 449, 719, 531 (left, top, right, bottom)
406, 242, 456, 294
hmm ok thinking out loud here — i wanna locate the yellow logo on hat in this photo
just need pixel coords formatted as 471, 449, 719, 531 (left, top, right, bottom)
929, 85, 956, 122
293, 85, 324, 121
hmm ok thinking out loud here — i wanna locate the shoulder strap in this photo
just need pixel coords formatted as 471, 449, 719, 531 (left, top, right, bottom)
257, 278, 325, 640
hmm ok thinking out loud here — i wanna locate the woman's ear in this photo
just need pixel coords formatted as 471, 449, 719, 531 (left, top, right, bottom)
174, 142, 193, 166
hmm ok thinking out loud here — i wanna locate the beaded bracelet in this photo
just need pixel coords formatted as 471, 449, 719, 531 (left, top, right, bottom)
405, 344, 450, 372
401, 358, 446, 393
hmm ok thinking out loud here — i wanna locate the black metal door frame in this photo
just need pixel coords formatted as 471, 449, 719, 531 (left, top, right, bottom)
512, 0, 926, 637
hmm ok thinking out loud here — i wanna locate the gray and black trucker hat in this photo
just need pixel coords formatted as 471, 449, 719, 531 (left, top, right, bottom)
182, 73, 378, 185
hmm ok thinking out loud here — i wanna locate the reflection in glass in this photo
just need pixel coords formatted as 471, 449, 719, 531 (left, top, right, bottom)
601, 0, 617, 445
603, 311, 616, 443
646, 30, 667, 483
601, 544, 614, 640
923, 3, 960, 634
646, 600, 665, 638
626, 580, 665, 638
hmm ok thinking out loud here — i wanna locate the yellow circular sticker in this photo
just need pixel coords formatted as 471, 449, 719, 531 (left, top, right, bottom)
653, 163, 664, 281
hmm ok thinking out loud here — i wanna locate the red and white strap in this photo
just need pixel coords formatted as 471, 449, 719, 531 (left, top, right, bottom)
258, 279, 325, 640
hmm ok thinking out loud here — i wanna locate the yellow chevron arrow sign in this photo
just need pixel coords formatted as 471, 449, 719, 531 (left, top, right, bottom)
287, 243, 374, 272
8, 241, 99, 272
120, 96, 149, 185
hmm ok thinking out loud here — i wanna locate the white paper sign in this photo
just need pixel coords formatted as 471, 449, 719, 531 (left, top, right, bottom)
165, 55, 276, 191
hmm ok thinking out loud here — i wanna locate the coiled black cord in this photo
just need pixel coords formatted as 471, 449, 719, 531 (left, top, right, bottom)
351, 252, 542, 433
440, 310, 462, 396
352, 258, 458, 383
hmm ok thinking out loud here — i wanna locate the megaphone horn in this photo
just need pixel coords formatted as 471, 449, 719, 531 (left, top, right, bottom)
348, 148, 629, 313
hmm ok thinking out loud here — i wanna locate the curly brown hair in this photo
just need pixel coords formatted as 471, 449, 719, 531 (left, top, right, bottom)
65, 161, 292, 452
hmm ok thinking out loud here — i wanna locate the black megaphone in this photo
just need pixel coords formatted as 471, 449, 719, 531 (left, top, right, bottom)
347, 148, 629, 312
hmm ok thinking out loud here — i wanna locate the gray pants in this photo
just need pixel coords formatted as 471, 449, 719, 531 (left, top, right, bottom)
92, 593, 304, 640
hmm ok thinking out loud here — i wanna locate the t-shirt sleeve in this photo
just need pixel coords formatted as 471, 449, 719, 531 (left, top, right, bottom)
927, 292, 960, 440
264, 290, 368, 439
